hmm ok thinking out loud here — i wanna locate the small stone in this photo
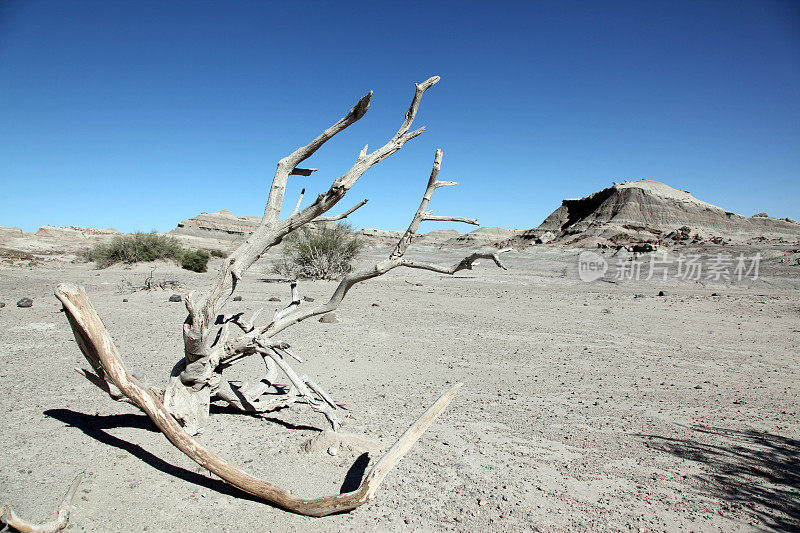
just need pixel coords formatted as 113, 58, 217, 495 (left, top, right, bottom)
232, 296, 242, 301
633, 294, 645, 299
122, 298, 128, 303
268, 296, 280, 302
711, 292, 719, 296
168, 294, 182, 302
694, 384, 702, 389
371, 303, 379, 307
658, 290, 669, 296
302, 296, 315, 302
0, 302, 5, 309
478, 499, 488, 506
17, 298, 33, 308
327, 446, 338, 456
319, 313, 339, 324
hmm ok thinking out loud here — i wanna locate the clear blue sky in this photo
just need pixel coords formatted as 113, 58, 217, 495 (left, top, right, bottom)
1, 0, 798, 234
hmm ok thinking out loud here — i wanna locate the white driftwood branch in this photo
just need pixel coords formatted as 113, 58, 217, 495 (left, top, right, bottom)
1, 473, 83, 533
184, 77, 439, 366
421, 214, 479, 225
172, 78, 439, 435
315, 198, 369, 222
223, 149, 508, 354
390, 148, 445, 259
400, 249, 510, 274
290, 188, 305, 217
273, 282, 300, 322
55, 282, 459, 517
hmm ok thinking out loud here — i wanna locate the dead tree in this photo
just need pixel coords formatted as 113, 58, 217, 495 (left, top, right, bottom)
54, 77, 509, 517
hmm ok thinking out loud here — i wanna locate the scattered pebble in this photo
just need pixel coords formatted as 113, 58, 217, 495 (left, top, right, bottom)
232, 296, 242, 301
302, 296, 315, 302
122, 298, 128, 303
168, 294, 182, 302
0, 302, 5, 308
268, 296, 280, 302
319, 313, 339, 324
16, 297, 33, 308
658, 290, 669, 296
327, 446, 338, 456
634, 294, 646, 299
371, 303, 379, 307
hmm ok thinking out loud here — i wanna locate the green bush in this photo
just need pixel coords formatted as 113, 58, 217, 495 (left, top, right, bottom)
209, 248, 226, 258
181, 249, 210, 273
88, 232, 184, 268
274, 222, 362, 280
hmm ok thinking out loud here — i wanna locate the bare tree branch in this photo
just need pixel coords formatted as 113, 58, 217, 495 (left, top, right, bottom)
184, 78, 439, 368
400, 249, 510, 274
223, 149, 508, 356
316, 198, 369, 222
1, 473, 83, 533
290, 188, 305, 217
421, 214, 479, 225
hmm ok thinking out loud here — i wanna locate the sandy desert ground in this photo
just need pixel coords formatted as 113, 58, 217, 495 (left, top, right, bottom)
0, 243, 798, 532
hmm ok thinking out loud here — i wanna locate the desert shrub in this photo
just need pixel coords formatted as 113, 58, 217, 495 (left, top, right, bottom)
209, 248, 226, 258
76, 248, 94, 263
274, 222, 362, 280
89, 232, 184, 268
181, 249, 210, 273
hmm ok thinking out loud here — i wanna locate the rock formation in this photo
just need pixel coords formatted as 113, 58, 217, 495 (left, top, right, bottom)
518, 179, 800, 247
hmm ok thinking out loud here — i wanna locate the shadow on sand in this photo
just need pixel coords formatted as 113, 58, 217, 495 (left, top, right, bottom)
44, 408, 369, 504
642, 425, 799, 531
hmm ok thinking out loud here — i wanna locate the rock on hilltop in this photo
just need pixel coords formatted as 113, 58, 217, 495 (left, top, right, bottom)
518, 179, 800, 247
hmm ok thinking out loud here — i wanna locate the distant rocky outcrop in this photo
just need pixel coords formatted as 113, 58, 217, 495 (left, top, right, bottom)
34, 225, 120, 240
171, 209, 513, 247
0, 227, 25, 239
171, 210, 260, 239
450, 226, 516, 245
517, 179, 800, 247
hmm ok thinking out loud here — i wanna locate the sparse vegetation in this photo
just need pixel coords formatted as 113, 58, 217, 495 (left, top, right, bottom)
181, 249, 210, 273
88, 232, 184, 268
209, 248, 226, 258
274, 222, 362, 280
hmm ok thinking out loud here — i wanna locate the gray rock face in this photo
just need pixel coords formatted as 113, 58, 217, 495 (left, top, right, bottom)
17, 298, 33, 308
168, 294, 182, 302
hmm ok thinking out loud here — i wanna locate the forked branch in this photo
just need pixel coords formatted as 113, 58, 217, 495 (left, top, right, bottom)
1, 473, 83, 533
183, 77, 440, 364
223, 149, 510, 354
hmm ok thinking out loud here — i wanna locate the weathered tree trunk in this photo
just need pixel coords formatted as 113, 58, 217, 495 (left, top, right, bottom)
48, 77, 511, 520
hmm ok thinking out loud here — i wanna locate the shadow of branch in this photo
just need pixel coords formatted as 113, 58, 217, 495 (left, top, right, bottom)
641, 425, 799, 531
